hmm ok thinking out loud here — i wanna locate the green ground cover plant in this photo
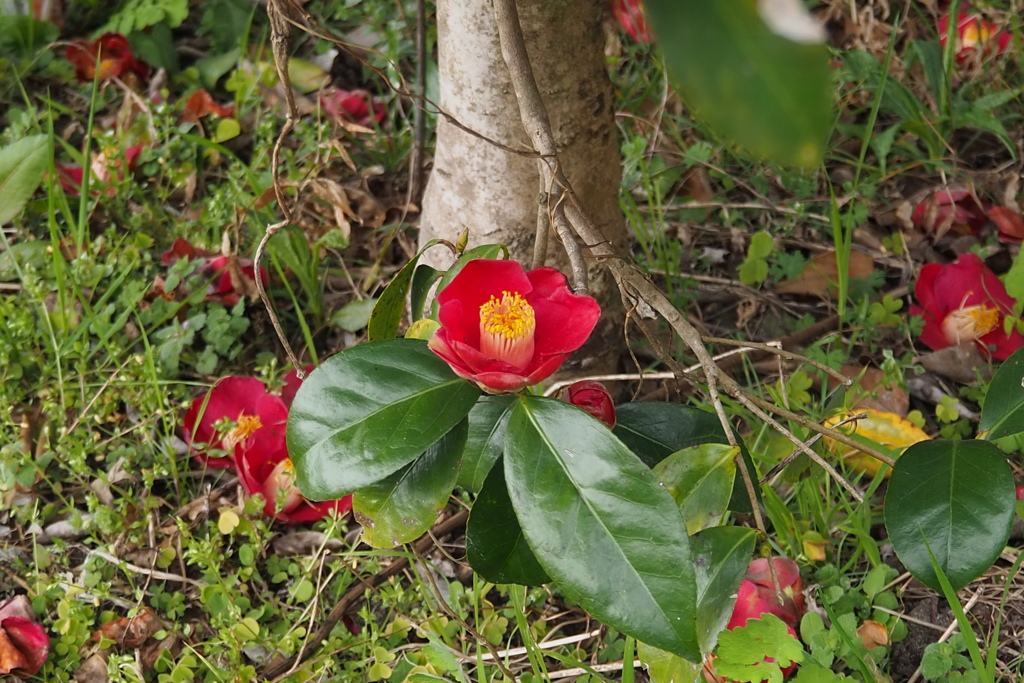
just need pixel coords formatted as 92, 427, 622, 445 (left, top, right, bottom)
3, 0, 1024, 681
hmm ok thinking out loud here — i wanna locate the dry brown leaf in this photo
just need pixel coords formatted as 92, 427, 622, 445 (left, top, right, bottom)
74, 652, 110, 683
917, 344, 994, 384
775, 249, 874, 298
826, 365, 909, 416
857, 620, 889, 649
92, 608, 163, 649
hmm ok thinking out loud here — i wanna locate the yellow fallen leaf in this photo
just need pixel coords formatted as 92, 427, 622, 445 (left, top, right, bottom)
823, 408, 930, 478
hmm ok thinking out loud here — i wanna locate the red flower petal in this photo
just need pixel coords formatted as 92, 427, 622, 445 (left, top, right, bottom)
612, 0, 654, 43
184, 376, 269, 468
280, 365, 315, 408
181, 90, 235, 123
0, 598, 49, 678
989, 206, 1024, 244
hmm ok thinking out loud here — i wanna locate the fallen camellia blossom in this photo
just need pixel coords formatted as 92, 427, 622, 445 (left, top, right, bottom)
938, 11, 1011, 62
319, 88, 386, 127
184, 376, 281, 469
566, 380, 616, 428
66, 32, 150, 82
911, 189, 988, 235
184, 373, 352, 522
703, 558, 804, 682
612, 0, 654, 43
429, 259, 601, 393
159, 238, 266, 307
57, 144, 143, 197
911, 253, 1024, 361
0, 595, 49, 679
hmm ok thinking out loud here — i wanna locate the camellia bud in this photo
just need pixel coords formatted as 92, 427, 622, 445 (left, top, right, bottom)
265, 458, 305, 514
567, 381, 616, 428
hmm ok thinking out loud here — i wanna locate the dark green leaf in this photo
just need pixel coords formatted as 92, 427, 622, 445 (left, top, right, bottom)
655, 443, 738, 534
367, 248, 425, 341
884, 440, 1014, 592
0, 135, 49, 226
354, 420, 466, 548
466, 460, 550, 586
288, 339, 480, 499
505, 396, 699, 660
645, 1, 832, 167
691, 526, 757, 653
458, 395, 514, 493
614, 402, 726, 468
410, 264, 441, 321
614, 402, 757, 513
979, 346, 1024, 441
430, 244, 508, 318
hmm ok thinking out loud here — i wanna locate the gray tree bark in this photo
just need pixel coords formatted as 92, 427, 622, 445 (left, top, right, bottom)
420, 0, 627, 374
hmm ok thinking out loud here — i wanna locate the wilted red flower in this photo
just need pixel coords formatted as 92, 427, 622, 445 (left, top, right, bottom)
319, 88, 386, 127
911, 253, 1024, 361
911, 189, 988, 235
181, 89, 235, 123
184, 372, 352, 523
66, 32, 150, 82
429, 259, 601, 393
159, 239, 266, 307
938, 11, 1011, 62
57, 144, 143, 197
612, 0, 654, 43
567, 380, 616, 428
0, 596, 49, 679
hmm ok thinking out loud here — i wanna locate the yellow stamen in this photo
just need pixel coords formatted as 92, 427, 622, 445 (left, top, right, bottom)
961, 22, 991, 49
479, 290, 536, 370
266, 457, 304, 513
224, 413, 262, 451
942, 303, 999, 345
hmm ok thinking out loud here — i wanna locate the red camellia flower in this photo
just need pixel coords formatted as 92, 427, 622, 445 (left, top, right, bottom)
911, 253, 1024, 361
0, 596, 49, 678
938, 11, 1011, 62
66, 32, 150, 82
319, 88, 386, 127
184, 373, 352, 523
567, 380, 616, 428
612, 0, 654, 43
429, 259, 601, 393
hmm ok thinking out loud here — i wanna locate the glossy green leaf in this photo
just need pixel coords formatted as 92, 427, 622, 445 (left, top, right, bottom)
430, 244, 508, 318
614, 402, 727, 468
458, 395, 514, 493
884, 439, 1014, 592
410, 264, 441, 320
655, 444, 738, 534
614, 401, 757, 513
637, 642, 703, 683
644, 1, 832, 167
367, 245, 428, 341
691, 526, 757, 653
0, 135, 49, 226
979, 346, 1024, 441
466, 460, 550, 586
288, 339, 481, 499
354, 420, 466, 548
505, 395, 699, 660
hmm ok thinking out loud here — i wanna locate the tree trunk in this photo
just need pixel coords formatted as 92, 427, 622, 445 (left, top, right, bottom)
420, 0, 627, 375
